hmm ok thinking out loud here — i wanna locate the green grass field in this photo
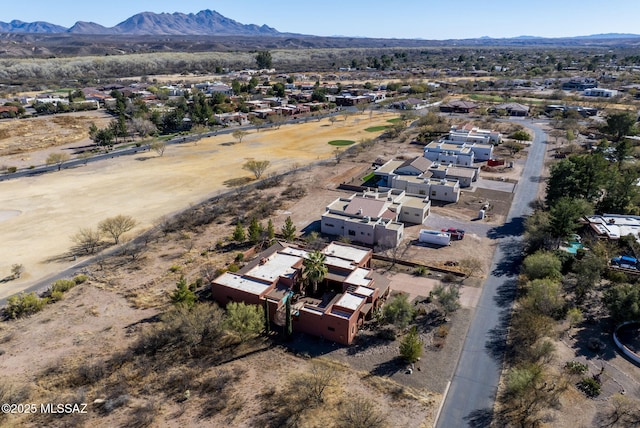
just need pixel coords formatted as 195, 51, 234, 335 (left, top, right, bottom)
387, 118, 403, 123
364, 126, 390, 132
361, 171, 375, 182
328, 140, 356, 146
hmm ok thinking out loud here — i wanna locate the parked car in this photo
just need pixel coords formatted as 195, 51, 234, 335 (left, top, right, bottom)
442, 228, 465, 240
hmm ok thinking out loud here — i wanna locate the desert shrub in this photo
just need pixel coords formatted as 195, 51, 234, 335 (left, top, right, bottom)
0, 381, 31, 423
97, 394, 130, 415
383, 293, 415, 328
169, 265, 182, 273
4, 293, 48, 319
128, 400, 159, 428
171, 276, 197, 308
281, 185, 307, 200
197, 370, 236, 417
73, 274, 88, 284
224, 302, 264, 341
50, 279, 76, 293
564, 361, 588, 375
413, 266, 428, 276
6, 166, 17, 173
435, 324, 450, 338
234, 252, 244, 263
227, 263, 240, 273
338, 396, 387, 428
399, 326, 423, 363
133, 303, 225, 359
49, 290, 65, 303
577, 376, 601, 398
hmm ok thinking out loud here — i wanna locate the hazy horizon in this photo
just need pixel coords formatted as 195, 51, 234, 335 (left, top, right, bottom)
4, 1, 640, 40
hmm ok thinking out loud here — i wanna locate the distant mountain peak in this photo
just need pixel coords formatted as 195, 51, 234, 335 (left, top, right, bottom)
0, 9, 284, 36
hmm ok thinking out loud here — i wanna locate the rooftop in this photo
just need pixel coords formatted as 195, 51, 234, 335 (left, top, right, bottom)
345, 268, 375, 287
399, 194, 431, 208
344, 196, 388, 218
322, 242, 370, 265
214, 272, 271, 296
334, 293, 365, 312
246, 252, 302, 283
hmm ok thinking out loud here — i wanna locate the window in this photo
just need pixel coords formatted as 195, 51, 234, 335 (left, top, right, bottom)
361, 232, 364, 235
324, 222, 334, 228
415, 213, 419, 217
328, 326, 335, 332
419, 190, 426, 195
348, 230, 356, 236
431, 191, 436, 196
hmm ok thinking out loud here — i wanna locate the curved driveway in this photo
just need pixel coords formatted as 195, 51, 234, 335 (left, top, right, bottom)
435, 120, 548, 427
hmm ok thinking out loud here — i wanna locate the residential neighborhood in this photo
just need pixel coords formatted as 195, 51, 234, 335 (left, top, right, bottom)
0, 6, 640, 428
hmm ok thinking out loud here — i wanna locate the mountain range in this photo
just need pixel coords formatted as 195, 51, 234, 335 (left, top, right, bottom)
0, 10, 283, 36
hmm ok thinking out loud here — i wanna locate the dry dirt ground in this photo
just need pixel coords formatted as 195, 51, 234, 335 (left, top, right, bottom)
0, 111, 527, 428
0, 110, 112, 161
0, 110, 397, 300
0, 110, 516, 427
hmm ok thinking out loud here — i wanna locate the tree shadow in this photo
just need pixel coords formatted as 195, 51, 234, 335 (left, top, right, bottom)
485, 309, 513, 361
494, 278, 518, 308
369, 356, 405, 377
463, 408, 494, 428
529, 175, 545, 183
572, 320, 619, 362
490, 239, 524, 277
486, 216, 525, 240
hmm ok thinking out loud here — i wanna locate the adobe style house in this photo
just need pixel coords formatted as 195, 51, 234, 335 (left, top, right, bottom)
321, 189, 431, 247
562, 77, 597, 91
492, 102, 530, 117
439, 100, 478, 114
374, 157, 473, 194
583, 214, 640, 242
211, 242, 390, 345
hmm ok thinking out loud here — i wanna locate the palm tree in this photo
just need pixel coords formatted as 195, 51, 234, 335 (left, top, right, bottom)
303, 250, 328, 296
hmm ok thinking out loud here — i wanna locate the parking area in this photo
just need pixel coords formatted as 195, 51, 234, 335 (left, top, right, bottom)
474, 177, 517, 193
386, 272, 482, 309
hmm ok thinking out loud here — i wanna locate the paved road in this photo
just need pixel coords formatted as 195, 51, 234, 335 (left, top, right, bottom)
435, 120, 548, 427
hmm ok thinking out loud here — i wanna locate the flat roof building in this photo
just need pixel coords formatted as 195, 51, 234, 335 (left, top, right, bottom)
211, 241, 389, 345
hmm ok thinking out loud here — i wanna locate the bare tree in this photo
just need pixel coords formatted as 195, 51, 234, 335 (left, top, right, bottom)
232, 129, 249, 144
338, 396, 387, 428
268, 114, 286, 129
459, 258, 483, 279
242, 160, 270, 179
10, 264, 24, 279
98, 215, 137, 244
130, 117, 157, 140
76, 151, 92, 165
150, 140, 167, 157
289, 363, 336, 406
334, 147, 343, 164
46, 152, 70, 171
71, 227, 102, 254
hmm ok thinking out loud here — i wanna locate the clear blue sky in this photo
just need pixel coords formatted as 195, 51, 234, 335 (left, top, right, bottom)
4, 0, 640, 39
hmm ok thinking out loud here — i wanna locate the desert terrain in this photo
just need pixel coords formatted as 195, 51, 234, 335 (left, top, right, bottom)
0, 111, 398, 299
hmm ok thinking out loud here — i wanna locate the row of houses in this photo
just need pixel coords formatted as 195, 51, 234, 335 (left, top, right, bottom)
211, 241, 390, 345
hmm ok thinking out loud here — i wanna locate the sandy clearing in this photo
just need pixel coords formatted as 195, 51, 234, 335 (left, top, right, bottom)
0, 112, 397, 298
